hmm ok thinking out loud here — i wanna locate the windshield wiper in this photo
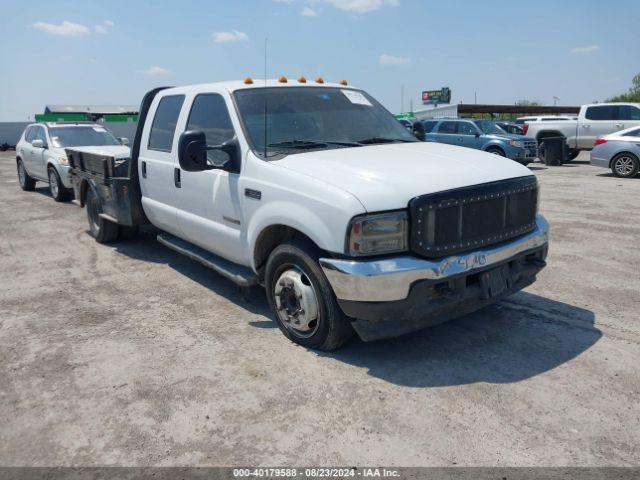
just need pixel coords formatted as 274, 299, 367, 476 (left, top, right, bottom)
356, 137, 416, 145
268, 139, 360, 149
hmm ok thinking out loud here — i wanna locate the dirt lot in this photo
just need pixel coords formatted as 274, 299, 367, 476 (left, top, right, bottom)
0, 151, 638, 467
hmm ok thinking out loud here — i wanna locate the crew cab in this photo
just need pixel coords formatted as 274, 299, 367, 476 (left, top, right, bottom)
15, 122, 129, 201
67, 79, 549, 350
522, 103, 640, 161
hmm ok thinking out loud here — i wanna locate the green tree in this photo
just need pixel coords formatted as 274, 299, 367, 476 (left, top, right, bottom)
607, 73, 640, 102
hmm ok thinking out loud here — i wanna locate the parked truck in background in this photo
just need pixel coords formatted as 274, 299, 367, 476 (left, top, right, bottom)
522, 103, 640, 161
62, 79, 549, 350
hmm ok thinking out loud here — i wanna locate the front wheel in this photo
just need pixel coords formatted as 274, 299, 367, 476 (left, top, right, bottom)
486, 147, 505, 157
265, 239, 354, 350
17, 159, 36, 191
568, 149, 580, 161
611, 153, 639, 178
48, 167, 69, 202
86, 187, 119, 243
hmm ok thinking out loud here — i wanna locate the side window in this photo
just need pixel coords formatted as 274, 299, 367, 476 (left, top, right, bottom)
24, 127, 35, 142
148, 95, 185, 152
623, 128, 640, 137
33, 127, 47, 146
585, 106, 616, 121
618, 105, 640, 121
423, 121, 438, 133
457, 122, 478, 135
438, 121, 457, 134
186, 94, 235, 166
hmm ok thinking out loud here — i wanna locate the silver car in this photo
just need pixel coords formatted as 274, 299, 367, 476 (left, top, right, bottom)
590, 126, 640, 178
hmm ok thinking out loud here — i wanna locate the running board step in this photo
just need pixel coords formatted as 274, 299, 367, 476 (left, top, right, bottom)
157, 233, 258, 287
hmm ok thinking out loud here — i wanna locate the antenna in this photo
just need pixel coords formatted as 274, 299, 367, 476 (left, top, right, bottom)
263, 37, 268, 158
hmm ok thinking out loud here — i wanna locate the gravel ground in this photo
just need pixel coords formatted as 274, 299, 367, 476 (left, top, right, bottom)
0, 151, 638, 467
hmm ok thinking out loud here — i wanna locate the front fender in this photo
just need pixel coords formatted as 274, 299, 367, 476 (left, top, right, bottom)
247, 201, 339, 271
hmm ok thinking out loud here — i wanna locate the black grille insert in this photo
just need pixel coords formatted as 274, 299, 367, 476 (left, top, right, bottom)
409, 176, 538, 258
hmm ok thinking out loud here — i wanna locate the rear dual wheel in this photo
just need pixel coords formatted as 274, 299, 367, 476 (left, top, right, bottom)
86, 187, 119, 243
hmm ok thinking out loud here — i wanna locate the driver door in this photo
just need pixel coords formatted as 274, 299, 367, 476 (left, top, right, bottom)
31, 126, 48, 179
175, 92, 244, 264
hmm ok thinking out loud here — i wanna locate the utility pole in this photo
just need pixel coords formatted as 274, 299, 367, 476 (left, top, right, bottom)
474, 91, 477, 104
401, 84, 405, 114
553, 96, 560, 106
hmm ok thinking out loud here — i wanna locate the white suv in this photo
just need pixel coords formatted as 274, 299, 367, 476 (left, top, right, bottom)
16, 122, 130, 201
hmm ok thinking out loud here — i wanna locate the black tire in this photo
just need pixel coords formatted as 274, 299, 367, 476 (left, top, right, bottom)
568, 149, 580, 161
17, 159, 36, 191
486, 147, 505, 157
538, 141, 547, 164
47, 167, 70, 202
610, 153, 639, 178
265, 239, 354, 350
118, 225, 140, 240
86, 187, 119, 243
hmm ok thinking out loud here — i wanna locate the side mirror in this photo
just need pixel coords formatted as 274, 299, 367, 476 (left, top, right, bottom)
31, 139, 45, 149
413, 122, 426, 141
178, 130, 213, 172
118, 137, 130, 146
474, 132, 481, 137
178, 130, 241, 174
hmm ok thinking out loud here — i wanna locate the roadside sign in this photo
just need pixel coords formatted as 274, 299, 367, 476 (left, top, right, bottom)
422, 87, 451, 105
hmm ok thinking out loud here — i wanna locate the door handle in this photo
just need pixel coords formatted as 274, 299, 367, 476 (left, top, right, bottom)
615, 123, 624, 128
141, 161, 147, 178
174, 167, 181, 188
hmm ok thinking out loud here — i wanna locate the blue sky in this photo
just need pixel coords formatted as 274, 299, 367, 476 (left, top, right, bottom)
0, 0, 638, 121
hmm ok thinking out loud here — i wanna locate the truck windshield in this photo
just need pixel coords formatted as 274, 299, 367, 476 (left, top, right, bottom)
48, 126, 121, 148
233, 87, 416, 157
474, 121, 507, 135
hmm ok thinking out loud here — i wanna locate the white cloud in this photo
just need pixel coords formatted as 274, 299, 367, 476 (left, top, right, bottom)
302, 6, 318, 16
32, 20, 90, 36
570, 45, 600, 55
143, 66, 170, 76
379, 53, 410, 65
94, 20, 114, 34
320, 0, 399, 13
212, 30, 249, 43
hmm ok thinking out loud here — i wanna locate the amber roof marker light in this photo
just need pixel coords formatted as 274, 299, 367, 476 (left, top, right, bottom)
315, 77, 324, 84
298, 76, 307, 83
278, 75, 288, 83
339, 79, 348, 86
244, 77, 253, 84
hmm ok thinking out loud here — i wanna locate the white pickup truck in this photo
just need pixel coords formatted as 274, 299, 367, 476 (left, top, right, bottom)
66, 79, 549, 350
522, 103, 640, 160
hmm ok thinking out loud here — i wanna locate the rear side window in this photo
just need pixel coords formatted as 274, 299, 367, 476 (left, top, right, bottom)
457, 122, 478, 135
438, 121, 457, 134
24, 127, 35, 142
422, 121, 438, 133
585, 106, 617, 121
618, 105, 640, 121
148, 95, 185, 152
186, 94, 235, 165
623, 128, 640, 137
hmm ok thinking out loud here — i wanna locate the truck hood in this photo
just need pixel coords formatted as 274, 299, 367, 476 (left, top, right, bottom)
273, 142, 533, 212
60, 145, 131, 159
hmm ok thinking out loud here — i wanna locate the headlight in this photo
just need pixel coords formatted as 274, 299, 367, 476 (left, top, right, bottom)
347, 211, 408, 256
509, 140, 524, 148
58, 156, 69, 166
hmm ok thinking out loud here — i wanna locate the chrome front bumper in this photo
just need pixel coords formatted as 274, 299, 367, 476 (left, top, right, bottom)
320, 214, 549, 303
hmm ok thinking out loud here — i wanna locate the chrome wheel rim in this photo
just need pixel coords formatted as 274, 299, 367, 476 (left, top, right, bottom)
18, 162, 26, 186
49, 170, 59, 197
273, 266, 320, 338
614, 156, 635, 176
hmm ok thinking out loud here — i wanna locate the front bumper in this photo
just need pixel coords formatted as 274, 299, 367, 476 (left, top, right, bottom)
320, 214, 549, 340
57, 164, 73, 188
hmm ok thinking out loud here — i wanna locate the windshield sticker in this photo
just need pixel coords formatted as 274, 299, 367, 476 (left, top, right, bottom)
341, 90, 372, 106
92, 126, 107, 132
